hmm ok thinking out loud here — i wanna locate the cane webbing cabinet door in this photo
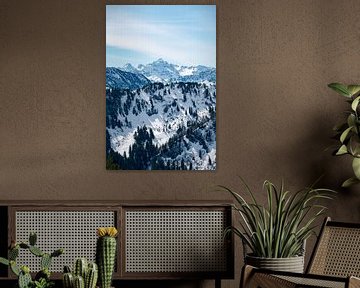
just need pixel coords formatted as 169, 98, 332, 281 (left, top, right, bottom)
8, 205, 120, 279
122, 205, 233, 279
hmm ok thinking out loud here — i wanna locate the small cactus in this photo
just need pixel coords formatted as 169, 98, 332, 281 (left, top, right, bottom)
74, 275, 85, 288
74, 258, 88, 279
96, 227, 118, 288
64, 265, 72, 273
63, 259, 98, 288
63, 272, 74, 288
85, 263, 98, 288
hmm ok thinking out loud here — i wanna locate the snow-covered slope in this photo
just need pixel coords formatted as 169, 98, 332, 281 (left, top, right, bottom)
106, 81, 216, 170
106, 67, 151, 90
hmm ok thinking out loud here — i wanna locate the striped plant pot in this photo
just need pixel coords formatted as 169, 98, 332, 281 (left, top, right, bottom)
245, 254, 305, 273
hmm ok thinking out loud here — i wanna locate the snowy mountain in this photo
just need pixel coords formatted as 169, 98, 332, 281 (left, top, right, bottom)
106, 67, 151, 90
106, 58, 216, 170
121, 59, 216, 83
106, 81, 216, 170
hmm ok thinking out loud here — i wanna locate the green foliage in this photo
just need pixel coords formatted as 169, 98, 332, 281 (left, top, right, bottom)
0, 257, 9, 266
329, 82, 360, 187
32, 278, 54, 288
220, 178, 335, 258
0, 232, 63, 288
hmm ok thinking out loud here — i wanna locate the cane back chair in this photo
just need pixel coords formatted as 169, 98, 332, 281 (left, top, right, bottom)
241, 217, 360, 288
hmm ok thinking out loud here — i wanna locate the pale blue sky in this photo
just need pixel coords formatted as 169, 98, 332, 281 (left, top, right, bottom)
106, 5, 216, 68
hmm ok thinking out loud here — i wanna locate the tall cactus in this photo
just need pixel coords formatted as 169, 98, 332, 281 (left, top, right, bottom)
96, 227, 118, 288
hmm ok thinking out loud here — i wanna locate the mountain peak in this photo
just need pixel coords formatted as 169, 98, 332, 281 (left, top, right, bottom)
153, 58, 167, 64
124, 63, 135, 69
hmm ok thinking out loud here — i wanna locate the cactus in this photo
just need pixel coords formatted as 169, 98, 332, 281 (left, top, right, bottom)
74, 275, 85, 288
9, 246, 19, 260
96, 227, 118, 288
63, 272, 74, 288
85, 263, 98, 288
74, 258, 88, 279
63, 260, 98, 288
29, 245, 44, 257
41, 253, 52, 270
0, 232, 63, 288
18, 267, 32, 288
64, 265, 72, 273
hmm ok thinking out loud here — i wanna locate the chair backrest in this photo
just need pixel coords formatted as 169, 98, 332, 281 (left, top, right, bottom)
307, 217, 360, 277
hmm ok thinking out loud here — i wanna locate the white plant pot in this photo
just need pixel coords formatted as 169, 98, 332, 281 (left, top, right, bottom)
245, 254, 305, 273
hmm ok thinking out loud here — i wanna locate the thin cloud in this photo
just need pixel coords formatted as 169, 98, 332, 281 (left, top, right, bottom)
106, 6, 216, 67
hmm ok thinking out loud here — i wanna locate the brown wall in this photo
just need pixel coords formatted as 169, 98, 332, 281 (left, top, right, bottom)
1, 0, 360, 287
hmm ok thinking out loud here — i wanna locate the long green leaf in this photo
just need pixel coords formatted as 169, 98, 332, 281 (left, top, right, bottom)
328, 83, 351, 97
351, 96, 360, 111
336, 144, 348, 155
340, 126, 353, 143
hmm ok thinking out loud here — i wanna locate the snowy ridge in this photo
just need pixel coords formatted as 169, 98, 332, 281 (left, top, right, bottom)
121, 58, 216, 83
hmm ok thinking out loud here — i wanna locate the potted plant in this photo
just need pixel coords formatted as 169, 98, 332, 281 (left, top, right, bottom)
220, 179, 334, 273
328, 83, 360, 187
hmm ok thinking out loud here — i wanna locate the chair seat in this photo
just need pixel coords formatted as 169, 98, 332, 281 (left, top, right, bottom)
242, 266, 360, 288
277, 274, 346, 288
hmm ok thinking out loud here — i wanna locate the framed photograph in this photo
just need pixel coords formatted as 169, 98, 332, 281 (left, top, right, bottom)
106, 5, 216, 170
